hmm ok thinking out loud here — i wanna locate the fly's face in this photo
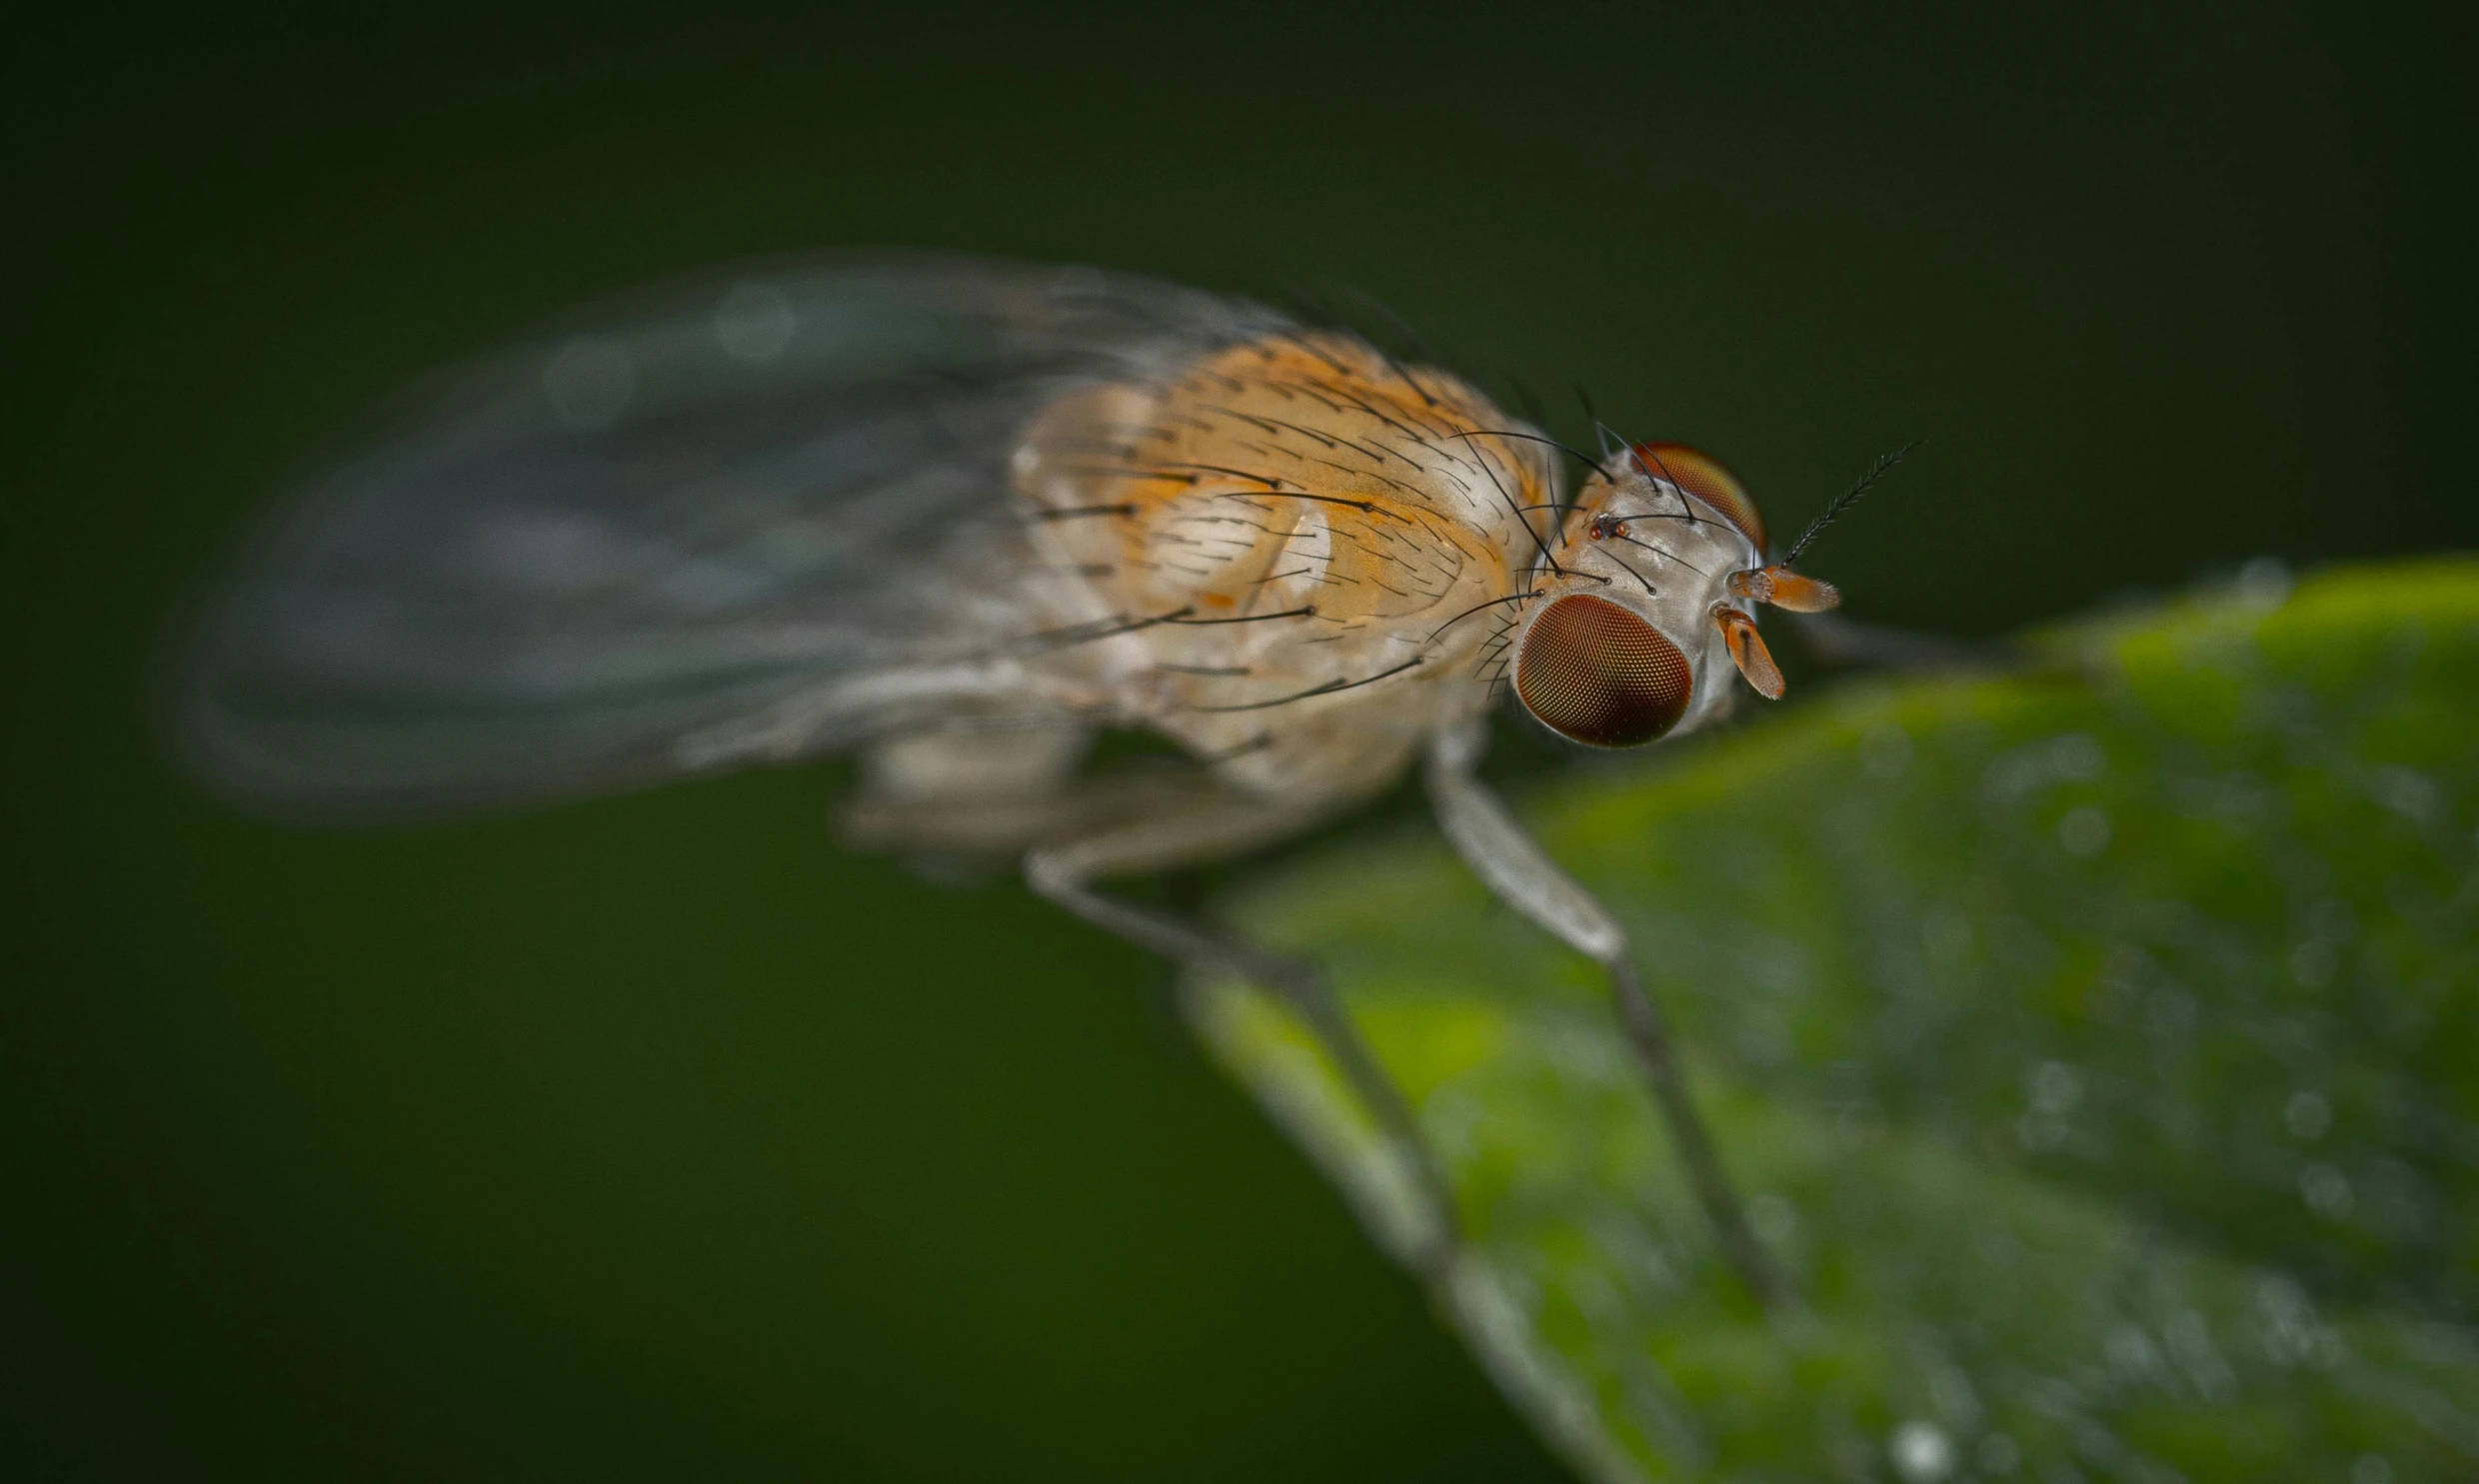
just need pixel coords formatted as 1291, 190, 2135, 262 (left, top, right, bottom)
1509, 444, 1843, 748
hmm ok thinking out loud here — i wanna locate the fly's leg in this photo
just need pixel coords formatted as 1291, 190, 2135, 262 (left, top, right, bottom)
1024, 800, 1464, 1286
1423, 726, 1786, 1310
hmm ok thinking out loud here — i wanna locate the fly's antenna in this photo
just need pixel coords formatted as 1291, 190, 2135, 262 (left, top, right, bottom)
1783, 440, 1921, 567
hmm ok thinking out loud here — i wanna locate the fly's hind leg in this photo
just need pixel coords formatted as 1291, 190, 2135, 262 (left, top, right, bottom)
1423, 725, 1787, 1310
1022, 796, 1465, 1286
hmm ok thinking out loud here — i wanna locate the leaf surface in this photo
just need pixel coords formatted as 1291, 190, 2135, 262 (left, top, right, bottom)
1193, 558, 2479, 1483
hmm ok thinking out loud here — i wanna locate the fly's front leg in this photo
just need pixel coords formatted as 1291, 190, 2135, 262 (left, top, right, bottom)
1423, 725, 1787, 1310
1023, 798, 1465, 1285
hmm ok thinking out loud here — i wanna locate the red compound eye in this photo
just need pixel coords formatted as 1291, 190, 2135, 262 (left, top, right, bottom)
1513, 595, 1694, 747
1632, 443, 1765, 550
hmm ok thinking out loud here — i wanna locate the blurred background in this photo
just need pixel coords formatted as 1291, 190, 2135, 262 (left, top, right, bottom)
8, 3, 2473, 1478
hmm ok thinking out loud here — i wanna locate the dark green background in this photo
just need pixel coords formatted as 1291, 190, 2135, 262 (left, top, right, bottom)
9, 5, 2472, 1479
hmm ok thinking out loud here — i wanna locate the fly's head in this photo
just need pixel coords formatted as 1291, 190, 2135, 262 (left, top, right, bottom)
1507, 443, 1843, 748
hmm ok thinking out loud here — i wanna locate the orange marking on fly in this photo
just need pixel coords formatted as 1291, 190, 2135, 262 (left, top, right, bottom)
1513, 594, 1695, 746
1710, 605, 1785, 700
1725, 564, 1841, 612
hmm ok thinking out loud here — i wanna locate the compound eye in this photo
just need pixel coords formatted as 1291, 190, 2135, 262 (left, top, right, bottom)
1633, 443, 1764, 550
1513, 595, 1694, 747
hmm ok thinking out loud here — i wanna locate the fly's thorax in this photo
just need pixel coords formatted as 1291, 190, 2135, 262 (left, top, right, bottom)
997, 329, 1549, 803
1007, 332, 1543, 621
1506, 465, 1769, 747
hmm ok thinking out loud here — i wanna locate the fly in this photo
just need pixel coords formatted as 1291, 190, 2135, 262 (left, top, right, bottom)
175, 255, 1887, 1308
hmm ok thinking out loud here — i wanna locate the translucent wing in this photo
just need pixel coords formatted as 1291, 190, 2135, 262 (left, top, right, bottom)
175, 255, 1287, 820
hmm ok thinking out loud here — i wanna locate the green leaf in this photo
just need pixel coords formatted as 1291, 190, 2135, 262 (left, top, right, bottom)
1189, 558, 2479, 1483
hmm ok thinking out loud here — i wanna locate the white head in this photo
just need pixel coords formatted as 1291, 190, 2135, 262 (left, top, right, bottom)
1506, 444, 1844, 747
